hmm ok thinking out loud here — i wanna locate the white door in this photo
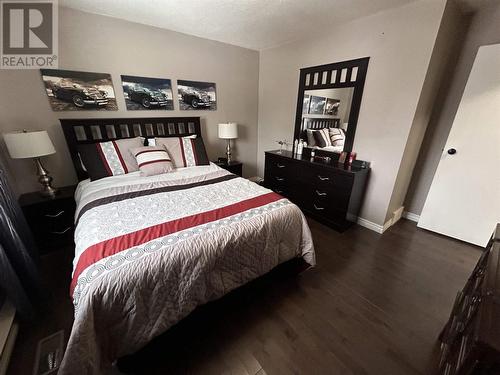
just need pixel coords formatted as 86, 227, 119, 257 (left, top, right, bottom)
418, 44, 500, 247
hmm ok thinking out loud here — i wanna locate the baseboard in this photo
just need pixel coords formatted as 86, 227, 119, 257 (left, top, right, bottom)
403, 211, 420, 222
357, 215, 397, 234
357, 217, 385, 234
357, 206, 416, 234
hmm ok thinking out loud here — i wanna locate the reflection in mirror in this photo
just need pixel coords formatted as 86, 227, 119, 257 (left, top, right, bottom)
300, 87, 354, 153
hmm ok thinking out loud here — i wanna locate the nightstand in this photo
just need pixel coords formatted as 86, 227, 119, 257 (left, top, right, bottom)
19, 185, 77, 255
214, 161, 243, 176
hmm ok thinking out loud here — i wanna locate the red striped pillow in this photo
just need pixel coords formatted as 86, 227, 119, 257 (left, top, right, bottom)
132, 146, 174, 176
77, 137, 144, 181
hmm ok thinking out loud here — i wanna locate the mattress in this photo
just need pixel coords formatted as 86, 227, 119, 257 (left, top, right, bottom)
60, 163, 315, 374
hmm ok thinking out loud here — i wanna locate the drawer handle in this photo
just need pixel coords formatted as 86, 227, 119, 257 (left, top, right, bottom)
45, 210, 65, 218
50, 227, 71, 235
276, 163, 286, 168
315, 190, 327, 196
275, 177, 285, 181
317, 175, 330, 181
313, 204, 325, 211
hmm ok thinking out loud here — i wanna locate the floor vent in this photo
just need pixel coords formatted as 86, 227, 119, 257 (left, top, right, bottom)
33, 331, 64, 375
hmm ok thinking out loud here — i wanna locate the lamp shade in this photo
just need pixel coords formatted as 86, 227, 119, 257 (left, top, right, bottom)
3, 130, 56, 159
218, 123, 238, 139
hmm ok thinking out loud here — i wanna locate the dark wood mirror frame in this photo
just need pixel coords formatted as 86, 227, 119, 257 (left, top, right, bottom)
293, 57, 370, 155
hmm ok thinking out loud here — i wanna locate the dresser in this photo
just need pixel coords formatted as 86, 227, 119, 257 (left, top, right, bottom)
264, 150, 370, 231
436, 224, 500, 375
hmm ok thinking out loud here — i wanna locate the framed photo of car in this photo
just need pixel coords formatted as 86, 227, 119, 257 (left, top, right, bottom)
121, 75, 174, 110
177, 80, 217, 110
308, 95, 326, 115
40, 69, 118, 111
325, 98, 340, 116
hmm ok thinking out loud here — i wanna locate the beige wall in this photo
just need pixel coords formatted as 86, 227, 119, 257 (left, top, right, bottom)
257, 0, 446, 226
405, 1, 500, 215
0, 7, 259, 195
385, 0, 469, 221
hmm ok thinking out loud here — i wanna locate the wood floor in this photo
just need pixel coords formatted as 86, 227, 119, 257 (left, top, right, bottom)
8, 219, 482, 375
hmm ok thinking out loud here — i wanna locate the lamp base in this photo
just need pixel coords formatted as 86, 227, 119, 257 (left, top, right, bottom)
225, 139, 232, 164
35, 158, 58, 198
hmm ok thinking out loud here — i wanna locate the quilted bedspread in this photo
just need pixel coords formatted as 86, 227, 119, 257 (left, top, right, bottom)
59, 163, 315, 374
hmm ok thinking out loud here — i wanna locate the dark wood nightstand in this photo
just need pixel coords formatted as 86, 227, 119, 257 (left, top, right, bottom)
214, 161, 243, 176
19, 185, 77, 255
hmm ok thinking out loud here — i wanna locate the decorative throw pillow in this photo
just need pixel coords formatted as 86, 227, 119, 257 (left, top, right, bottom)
329, 128, 345, 147
132, 146, 174, 176
77, 137, 144, 181
313, 128, 332, 148
306, 129, 316, 147
155, 136, 209, 168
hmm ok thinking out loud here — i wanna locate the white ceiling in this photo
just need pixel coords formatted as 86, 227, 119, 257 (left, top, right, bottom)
60, 0, 418, 50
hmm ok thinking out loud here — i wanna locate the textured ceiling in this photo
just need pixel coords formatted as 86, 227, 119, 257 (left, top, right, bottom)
60, 0, 418, 50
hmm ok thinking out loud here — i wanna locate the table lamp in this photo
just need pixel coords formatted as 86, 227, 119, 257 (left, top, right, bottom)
3, 130, 58, 197
218, 122, 238, 163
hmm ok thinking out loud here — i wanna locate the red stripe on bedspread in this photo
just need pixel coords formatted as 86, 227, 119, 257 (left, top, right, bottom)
70, 192, 283, 296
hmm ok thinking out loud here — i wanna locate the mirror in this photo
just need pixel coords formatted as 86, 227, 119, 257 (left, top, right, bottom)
301, 87, 354, 153
293, 58, 369, 156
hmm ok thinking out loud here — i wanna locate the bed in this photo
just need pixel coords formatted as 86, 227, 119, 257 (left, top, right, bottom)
300, 118, 346, 152
58, 117, 315, 374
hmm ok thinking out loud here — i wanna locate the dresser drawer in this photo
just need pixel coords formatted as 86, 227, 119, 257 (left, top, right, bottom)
308, 186, 350, 211
265, 153, 296, 178
268, 183, 293, 198
19, 186, 77, 254
302, 191, 348, 217
264, 154, 298, 197
301, 166, 354, 192
24, 201, 74, 228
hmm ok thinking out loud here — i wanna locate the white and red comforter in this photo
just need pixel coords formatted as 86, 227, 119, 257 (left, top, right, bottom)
60, 163, 315, 374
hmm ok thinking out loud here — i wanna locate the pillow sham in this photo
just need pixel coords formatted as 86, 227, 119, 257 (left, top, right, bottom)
77, 137, 144, 181
132, 145, 174, 176
329, 128, 345, 147
155, 136, 209, 168
306, 129, 316, 147
313, 128, 332, 148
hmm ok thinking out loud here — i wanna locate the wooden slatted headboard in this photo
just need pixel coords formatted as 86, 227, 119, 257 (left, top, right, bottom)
60, 117, 202, 181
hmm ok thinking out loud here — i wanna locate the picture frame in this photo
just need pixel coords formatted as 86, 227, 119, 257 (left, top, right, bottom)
178, 80, 217, 110
308, 95, 326, 115
325, 98, 340, 116
40, 69, 118, 111
121, 75, 174, 110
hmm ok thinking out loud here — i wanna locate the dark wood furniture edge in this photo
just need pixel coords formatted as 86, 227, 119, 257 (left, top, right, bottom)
436, 225, 500, 374
18, 185, 77, 207
264, 150, 370, 176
